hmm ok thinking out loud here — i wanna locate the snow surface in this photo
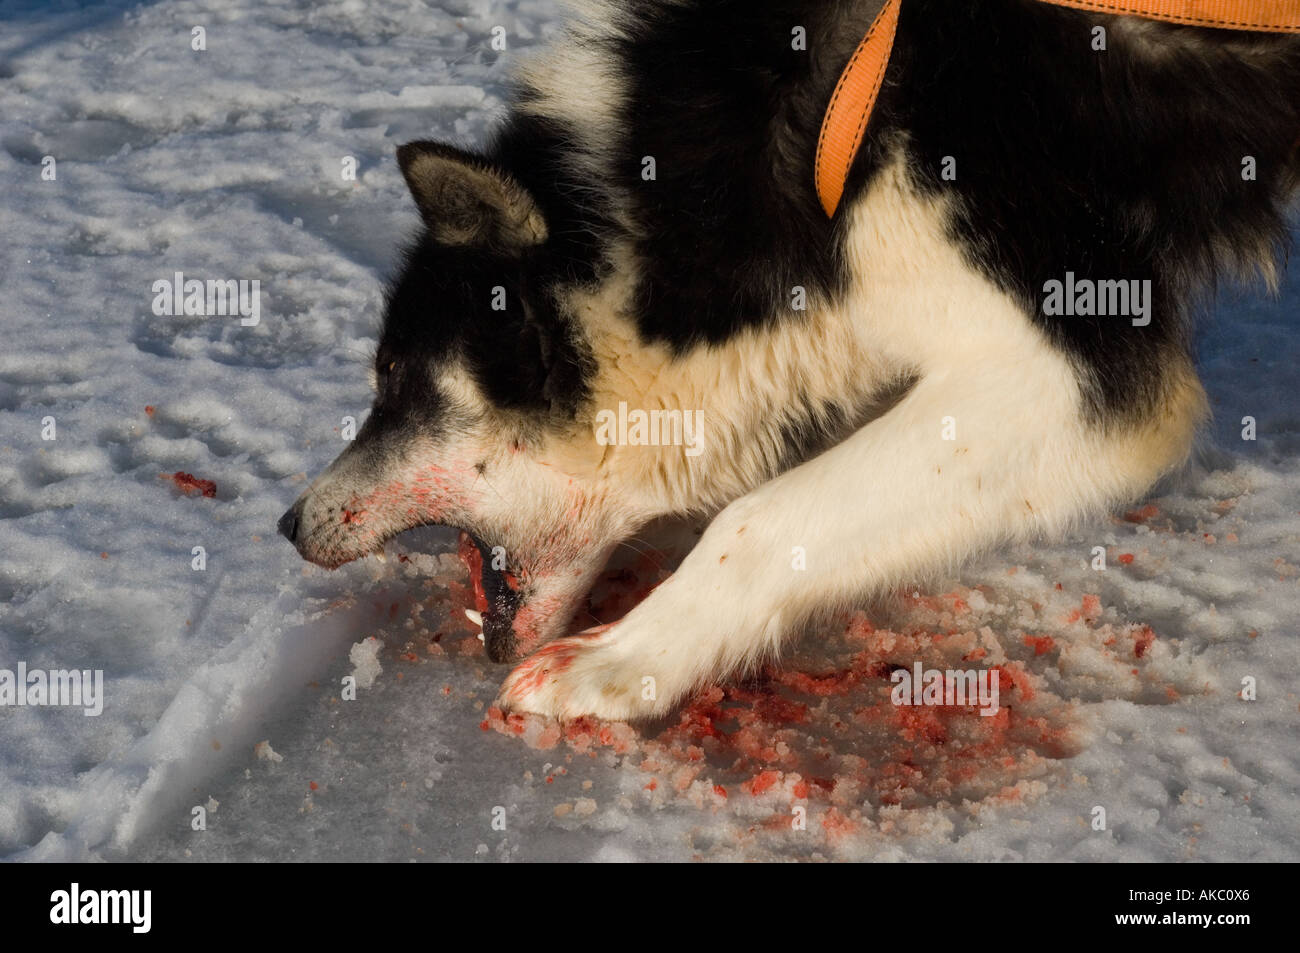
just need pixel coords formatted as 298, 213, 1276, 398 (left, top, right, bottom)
1, 0, 1297, 862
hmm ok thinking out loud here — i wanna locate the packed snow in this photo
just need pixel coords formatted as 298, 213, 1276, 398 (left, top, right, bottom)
0, 0, 1297, 862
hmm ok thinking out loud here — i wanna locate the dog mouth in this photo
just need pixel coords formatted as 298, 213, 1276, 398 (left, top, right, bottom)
457, 531, 522, 662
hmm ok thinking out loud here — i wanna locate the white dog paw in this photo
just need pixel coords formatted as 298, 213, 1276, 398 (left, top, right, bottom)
495, 624, 669, 721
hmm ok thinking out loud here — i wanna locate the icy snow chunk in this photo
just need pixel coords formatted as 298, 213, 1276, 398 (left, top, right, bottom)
348, 638, 383, 689
253, 741, 283, 763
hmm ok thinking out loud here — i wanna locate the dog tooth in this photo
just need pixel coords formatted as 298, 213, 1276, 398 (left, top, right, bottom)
464, 608, 483, 626
373, 550, 387, 563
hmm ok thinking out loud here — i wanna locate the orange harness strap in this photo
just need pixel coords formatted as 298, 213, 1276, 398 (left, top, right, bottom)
815, 0, 1300, 217
814, 0, 902, 219
1040, 1, 1300, 32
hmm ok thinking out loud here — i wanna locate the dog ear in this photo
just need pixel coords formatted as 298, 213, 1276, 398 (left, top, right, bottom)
396, 141, 547, 252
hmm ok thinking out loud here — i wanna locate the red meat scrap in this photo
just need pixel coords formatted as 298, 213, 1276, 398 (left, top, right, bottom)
165, 471, 217, 498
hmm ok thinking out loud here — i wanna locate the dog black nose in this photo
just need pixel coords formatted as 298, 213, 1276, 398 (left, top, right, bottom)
277, 507, 300, 543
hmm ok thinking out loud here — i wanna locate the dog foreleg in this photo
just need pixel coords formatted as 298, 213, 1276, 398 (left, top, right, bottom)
497, 347, 1204, 721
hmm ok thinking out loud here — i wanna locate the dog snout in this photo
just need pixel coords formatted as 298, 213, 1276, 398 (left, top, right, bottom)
277, 505, 301, 544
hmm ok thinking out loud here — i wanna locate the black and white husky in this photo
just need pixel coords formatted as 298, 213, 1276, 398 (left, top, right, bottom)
280, 0, 1300, 720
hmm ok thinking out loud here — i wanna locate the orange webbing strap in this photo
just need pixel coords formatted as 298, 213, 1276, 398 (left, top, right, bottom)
814, 0, 901, 218
814, 0, 1300, 218
1037, 0, 1300, 32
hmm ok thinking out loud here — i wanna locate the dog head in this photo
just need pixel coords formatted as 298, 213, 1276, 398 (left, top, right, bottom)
279, 141, 654, 661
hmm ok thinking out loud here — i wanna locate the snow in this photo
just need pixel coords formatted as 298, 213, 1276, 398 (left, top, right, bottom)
347, 638, 384, 691
1, 0, 1297, 862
